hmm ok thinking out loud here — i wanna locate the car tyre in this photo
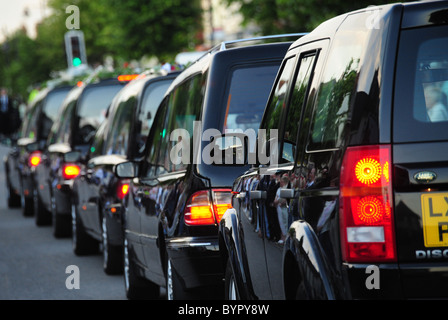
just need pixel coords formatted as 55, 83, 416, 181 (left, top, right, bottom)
166, 257, 191, 300
102, 215, 122, 275
7, 184, 21, 208
51, 195, 71, 238
224, 258, 239, 300
71, 204, 98, 255
123, 237, 159, 299
34, 188, 51, 226
22, 194, 34, 217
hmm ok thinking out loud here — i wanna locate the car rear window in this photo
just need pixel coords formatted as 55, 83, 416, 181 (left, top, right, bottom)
223, 63, 280, 133
78, 83, 123, 127
394, 25, 448, 143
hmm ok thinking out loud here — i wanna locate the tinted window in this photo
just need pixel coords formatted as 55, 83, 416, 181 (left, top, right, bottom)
155, 73, 206, 174
307, 13, 369, 151
89, 120, 107, 158
46, 86, 81, 146
77, 84, 123, 127
39, 89, 71, 139
25, 100, 43, 139
136, 79, 173, 155
260, 58, 297, 143
75, 84, 123, 145
282, 53, 316, 162
55, 100, 76, 144
394, 25, 448, 143
105, 91, 135, 156
223, 63, 280, 133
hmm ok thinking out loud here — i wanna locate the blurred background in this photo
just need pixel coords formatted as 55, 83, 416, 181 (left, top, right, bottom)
0, 0, 400, 105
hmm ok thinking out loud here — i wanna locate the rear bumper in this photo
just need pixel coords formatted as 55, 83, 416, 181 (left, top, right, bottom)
343, 263, 403, 299
166, 236, 223, 290
343, 262, 448, 299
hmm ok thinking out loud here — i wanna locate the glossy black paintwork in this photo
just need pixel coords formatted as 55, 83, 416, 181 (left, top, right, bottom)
72, 72, 179, 247
220, 1, 448, 300
34, 80, 126, 236
4, 86, 72, 215
123, 42, 292, 294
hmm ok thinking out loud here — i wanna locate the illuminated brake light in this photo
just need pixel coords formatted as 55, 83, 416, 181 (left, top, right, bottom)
184, 189, 232, 226
117, 180, 130, 200
339, 145, 396, 263
62, 164, 80, 180
29, 151, 42, 167
117, 74, 139, 82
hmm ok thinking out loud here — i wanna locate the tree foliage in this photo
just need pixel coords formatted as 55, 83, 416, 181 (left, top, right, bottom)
224, 0, 407, 34
0, 0, 203, 98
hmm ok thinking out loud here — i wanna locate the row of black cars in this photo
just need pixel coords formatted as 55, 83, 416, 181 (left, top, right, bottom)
5, 0, 448, 300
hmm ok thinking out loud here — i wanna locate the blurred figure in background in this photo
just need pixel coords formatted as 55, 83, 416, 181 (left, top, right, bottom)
0, 88, 22, 145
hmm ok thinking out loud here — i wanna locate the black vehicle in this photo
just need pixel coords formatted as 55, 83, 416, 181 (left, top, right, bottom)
33, 76, 129, 237
4, 85, 72, 214
114, 35, 304, 299
219, 1, 448, 300
71, 70, 180, 275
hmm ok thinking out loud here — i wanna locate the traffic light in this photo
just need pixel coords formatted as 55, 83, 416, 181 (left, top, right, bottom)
64, 31, 87, 69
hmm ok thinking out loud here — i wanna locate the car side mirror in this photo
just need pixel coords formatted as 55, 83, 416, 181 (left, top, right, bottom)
114, 161, 137, 178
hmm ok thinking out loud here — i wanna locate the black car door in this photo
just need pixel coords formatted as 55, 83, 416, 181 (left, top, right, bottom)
257, 43, 326, 299
238, 54, 299, 299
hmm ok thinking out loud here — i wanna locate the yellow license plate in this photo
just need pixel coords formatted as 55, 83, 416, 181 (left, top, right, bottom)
421, 193, 448, 247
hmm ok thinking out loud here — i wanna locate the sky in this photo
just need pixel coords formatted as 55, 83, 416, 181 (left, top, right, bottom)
0, 0, 50, 42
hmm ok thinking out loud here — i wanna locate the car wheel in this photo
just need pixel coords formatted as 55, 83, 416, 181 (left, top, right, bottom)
34, 188, 51, 226
22, 192, 34, 217
51, 195, 70, 238
102, 215, 122, 275
71, 204, 98, 255
123, 237, 159, 299
166, 257, 190, 300
7, 184, 21, 208
224, 258, 239, 300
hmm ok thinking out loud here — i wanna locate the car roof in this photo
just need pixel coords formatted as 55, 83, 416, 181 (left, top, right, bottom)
164, 40, 298, 100
290, 1, 448, 50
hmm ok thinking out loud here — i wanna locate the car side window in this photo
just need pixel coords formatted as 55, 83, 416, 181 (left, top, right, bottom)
143, 99, 168, 178
26, 100, 43, 139
307, 13, 370, 151
281, 52, 317, 163
136, 79, 173, 157
156, 73, 206, 174
89, 121, 107, 158
105, 94, 135, 156
259, 57, 297, 162
56, 100, 76, 144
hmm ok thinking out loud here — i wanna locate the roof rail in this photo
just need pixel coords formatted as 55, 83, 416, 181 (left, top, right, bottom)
212, 33, 308, 52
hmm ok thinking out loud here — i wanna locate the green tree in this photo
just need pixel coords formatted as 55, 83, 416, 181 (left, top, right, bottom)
224, 0, 408, 34
0, 29, 43, 99
107, 0, 203, 61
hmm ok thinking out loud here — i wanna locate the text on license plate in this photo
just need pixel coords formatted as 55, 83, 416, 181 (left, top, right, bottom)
421, 193, 448, 247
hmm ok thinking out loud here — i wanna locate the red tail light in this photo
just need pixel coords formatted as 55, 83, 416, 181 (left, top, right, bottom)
29, 151, 42, 167
184, 189, 232, 226
117, 180, 130, 200
339, 145, 396, 263
62, 164, 81, 180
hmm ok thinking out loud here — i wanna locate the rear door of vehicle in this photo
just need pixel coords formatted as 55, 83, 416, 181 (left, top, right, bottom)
393, 22, 448, 298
